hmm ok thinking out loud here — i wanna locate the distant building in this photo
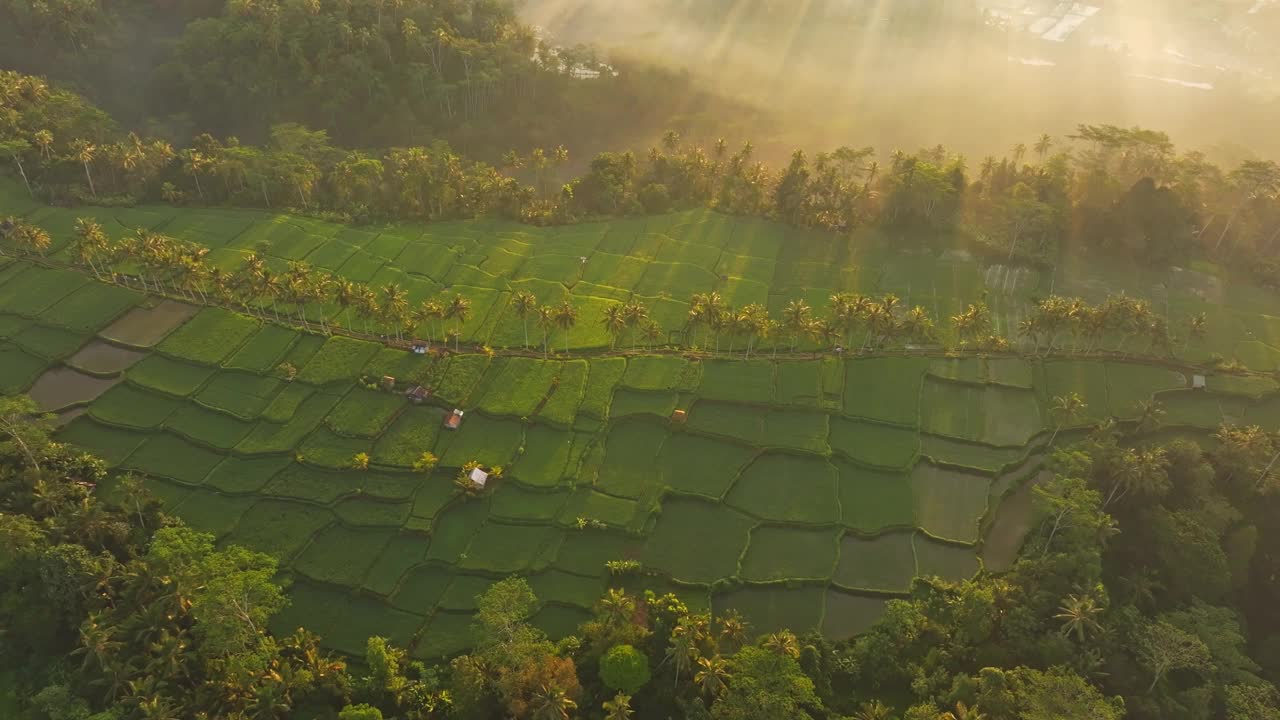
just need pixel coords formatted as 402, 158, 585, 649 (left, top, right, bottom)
469, 467, 489, 488
381, 375, 396, 391
411, 342, 429, 355
1193, 374, 1207, 390
670, 409, 688, 424
445, 409, 465, 430
406, 386, 430, 404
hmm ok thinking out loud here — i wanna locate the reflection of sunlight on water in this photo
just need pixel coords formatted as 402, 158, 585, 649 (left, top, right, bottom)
1131, 74, 1215, 91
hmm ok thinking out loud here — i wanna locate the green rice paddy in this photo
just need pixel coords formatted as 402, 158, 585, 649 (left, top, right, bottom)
4, 178, 1279, 659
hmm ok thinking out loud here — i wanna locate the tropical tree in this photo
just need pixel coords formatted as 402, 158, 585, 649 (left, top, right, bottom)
602, 693, 633, 720
70, 138, 97, 197
762, 631, 800, 659
602, 304, 626, 350
782, 299, 811, 352
940, 701, 987, 720
1055, 593, 1105, 642
380, 284, 410, 341
694, 654, 730, 700
622, 301, 649, 349
445, 293, 471, 351
536, 305, 555, 360
512, 290, 538, 349
642, 320, 663, 351
1050, 393, 1087, 444
1183, 312, 1207, 355
528, 684, 577, 720
0, 138, 33, 197
554, 299, 578, 354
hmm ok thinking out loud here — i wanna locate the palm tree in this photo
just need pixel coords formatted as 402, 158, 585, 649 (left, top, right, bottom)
1050, 393, 1086, 444
762, 631, 800, 659
1055, 593, 1104, 642
694, 654, 730, 699
1011, 143, 1027, 165
70, 138, 98, 197
529, 684, 577, 720
180, 149, 208, 202
602, 304, 627, 350
783, 299, 812, 352
602, 693, 634, 720
380, 284, 410, 341
445, 293, 471, 351
555, 299, 579, 354
333, 280, 359, 331
1034, 134, 1054, 161
940, 700, 988, 720
1105, 446, 1170, 507
642, 320, 663, 350
664, 626, 698, 690
512, 290, 538, 349
16, 224, 51, 257
1133, 399, 1166, 433
0, 138, 33, 197
536, 306, 555, 360
853, 700, 893, 720
1183, 313, 1207, 355
33, 129, 54, 162
719, 611, 749, 652
622, 301, 649, 349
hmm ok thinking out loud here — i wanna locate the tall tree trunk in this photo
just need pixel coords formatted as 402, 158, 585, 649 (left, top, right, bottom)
11, 155, 32, 197
83, 161, 96, 197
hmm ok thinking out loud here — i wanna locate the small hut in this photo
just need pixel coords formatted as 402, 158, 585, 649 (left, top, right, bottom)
406, 386, 430, 404
445, 409, 465, 430
670, 409, 688, 424
469, 467, 489, 488
1192, 374, 1207, 390
381, 375, 396, 391
411, 342, 429, 355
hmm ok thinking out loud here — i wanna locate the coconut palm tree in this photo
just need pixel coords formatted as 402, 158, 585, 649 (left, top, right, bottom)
1183, 313, 1207, 356
940, 700, 988, 720
536, 305, 555, 359
554, 299, 578, 354
642, 320, 663, 350
512, 290, 538, 349
622, 301, 649, 349
602, 304, 626, 350
1055, 593, 1105, 642
1105, 446, 1170, 507
664, 625, 698, 690
70, 138, 97, 197
1050, 393, 1086, 444
1034, 134, 1054, 161
1133, 399, 1166, 434
602, 693, 633, 720
529, 684, 576, 720
15, 223, 51, 256
853, 700, 893, 720
0, 138, 33, 197
694, 655, 730, 700
333, 280, 360, 331
444, 293, 470, 351
762, 631, 800, 659
74, 219, 109, 276
380, 284, 410, 340
782, 299, 811, 352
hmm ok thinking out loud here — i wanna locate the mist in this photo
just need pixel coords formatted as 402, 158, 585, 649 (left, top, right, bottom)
520, 0, 1280, 164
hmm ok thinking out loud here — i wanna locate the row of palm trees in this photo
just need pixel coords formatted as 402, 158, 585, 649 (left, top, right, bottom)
0, 215, 1211, 362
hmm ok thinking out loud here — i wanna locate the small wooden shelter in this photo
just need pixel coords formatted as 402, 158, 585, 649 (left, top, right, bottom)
445, 409, 465, 430
405, 385, 430, 404
469, 467, 489, 488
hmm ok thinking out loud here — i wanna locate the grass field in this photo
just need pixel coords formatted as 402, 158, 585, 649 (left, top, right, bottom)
5, 180, 1274, 658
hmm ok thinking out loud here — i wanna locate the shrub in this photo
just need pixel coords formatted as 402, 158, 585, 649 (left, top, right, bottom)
599, 644, 650, 694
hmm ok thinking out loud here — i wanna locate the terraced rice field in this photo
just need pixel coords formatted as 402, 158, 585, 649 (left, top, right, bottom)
5, 180, 1280, 657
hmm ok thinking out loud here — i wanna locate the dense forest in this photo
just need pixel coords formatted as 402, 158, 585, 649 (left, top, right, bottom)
0, 0, 753, 156
5, 390, 1280, 719
3, 66, 1280, 288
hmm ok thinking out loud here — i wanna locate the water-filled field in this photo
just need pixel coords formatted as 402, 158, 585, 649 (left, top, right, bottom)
4, 180, 1279, 658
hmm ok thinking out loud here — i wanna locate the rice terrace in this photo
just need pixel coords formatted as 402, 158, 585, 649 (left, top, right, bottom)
3, 173, 1278, 663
